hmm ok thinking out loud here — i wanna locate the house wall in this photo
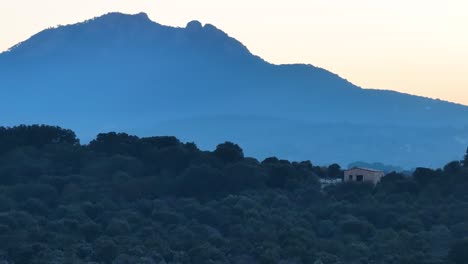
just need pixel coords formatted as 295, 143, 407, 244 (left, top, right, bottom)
344, 169, 384, 185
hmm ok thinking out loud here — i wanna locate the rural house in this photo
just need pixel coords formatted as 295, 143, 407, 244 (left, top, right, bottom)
344, 167, 384, 185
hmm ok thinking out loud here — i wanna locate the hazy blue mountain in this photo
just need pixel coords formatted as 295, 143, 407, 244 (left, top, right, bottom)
1, 12, 467, 168
347, 161, 408, 174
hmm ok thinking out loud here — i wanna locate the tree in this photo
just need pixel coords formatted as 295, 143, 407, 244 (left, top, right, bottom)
448, 238, 468, 264
88, 132, 139, 155
0, 125, 79, 154
93, 237, 119, 264
413, 167, 441, 185
223, 161, 264, 192
327, 163, 342, 178
80, 221, 102, 242
340, 220, 376, 239
264, 161, 291, 189
188, 243, 227, 263
444, 161, 462, 175
177, 165, 225, 198
214, 142, 244, 163
140, 136, 180, 149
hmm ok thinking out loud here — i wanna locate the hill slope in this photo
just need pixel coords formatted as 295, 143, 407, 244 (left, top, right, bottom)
1, 12, 467, 167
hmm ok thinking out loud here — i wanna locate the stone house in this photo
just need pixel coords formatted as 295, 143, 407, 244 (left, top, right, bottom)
344, 167, 384, 185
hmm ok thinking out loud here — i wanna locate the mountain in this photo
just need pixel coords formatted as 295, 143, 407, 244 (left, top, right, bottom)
1, 12, 467, 168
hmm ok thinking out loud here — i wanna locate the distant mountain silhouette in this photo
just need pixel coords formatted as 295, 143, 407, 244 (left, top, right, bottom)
1, 12, 467, 167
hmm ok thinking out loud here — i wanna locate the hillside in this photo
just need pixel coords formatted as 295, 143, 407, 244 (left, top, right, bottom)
1, 12, 467, 167
1, 125, 468, 264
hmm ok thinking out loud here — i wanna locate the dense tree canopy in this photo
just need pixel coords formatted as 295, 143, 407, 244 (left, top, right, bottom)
0, 125, 78, 154
448, 238, 468, 264
213, 142, 244, 163
0, 125, 468, 263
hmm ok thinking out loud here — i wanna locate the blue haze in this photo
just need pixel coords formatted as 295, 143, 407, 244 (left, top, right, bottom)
1, 12, 467, 168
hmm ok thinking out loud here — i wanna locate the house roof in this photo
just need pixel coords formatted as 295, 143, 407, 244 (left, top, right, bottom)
345, 167, 384, 173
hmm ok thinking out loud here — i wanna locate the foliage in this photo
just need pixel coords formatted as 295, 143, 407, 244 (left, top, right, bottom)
0, 125, 467, 263
448, 238, 468, 264
464, 147, 468, 167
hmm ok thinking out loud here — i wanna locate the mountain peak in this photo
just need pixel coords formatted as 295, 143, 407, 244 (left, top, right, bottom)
92, 12, 151, 22
134, 12, 150, 20
2, 12, 253, 59
186, 20, 203, 32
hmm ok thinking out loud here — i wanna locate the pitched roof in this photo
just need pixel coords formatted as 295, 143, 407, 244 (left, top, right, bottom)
345, 167, 384, 173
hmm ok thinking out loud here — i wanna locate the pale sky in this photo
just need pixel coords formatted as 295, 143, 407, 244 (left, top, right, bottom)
1, 0, 468, 105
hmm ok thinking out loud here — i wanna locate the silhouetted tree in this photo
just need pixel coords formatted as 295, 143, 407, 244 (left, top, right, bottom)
413, 167, 441, 185
0, 125, 79, 154
140, 136, 180, 149
214, 142, 244, 163
88, 132, 139, 155
448, 238, 468, 264
327, 163, 342, 178
264, 159, 292, 188
444, 161, 462, 174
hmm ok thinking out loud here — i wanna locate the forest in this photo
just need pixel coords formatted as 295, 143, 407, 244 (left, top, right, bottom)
1, 125, 468, 264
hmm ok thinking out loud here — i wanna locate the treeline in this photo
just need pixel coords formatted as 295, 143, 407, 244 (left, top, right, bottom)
0, 125, 468, 264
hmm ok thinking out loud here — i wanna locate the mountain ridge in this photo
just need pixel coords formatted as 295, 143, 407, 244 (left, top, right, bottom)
3, 12, 465, 108
1, 12, 467, 167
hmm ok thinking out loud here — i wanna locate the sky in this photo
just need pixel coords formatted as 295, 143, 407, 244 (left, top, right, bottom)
1, 0, 468, 105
